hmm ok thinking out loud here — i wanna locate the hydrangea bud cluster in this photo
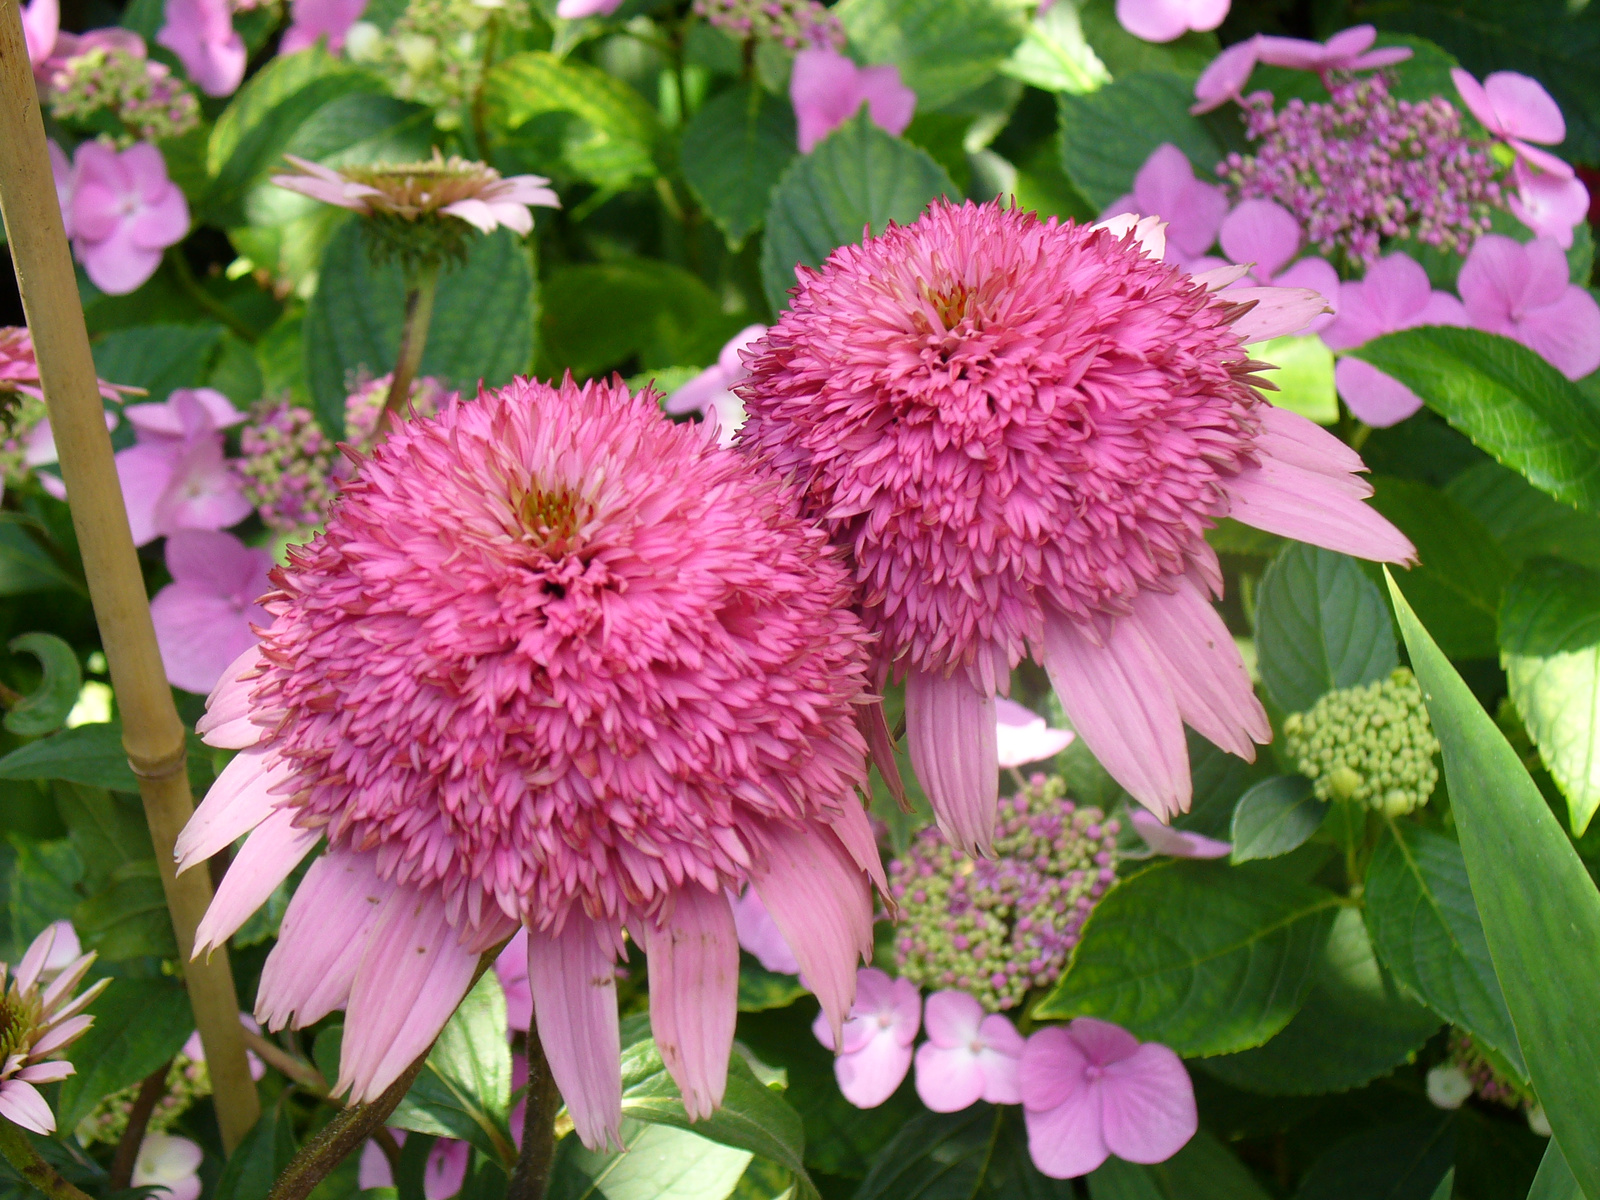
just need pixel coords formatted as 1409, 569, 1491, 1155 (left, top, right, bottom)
239, 374, 451, 532
1222, 74, 1503, 268
1447, 1029, 1531, 1109
889, 774, 1119, 1012
47, 47, 200, 144
1283, 667, 1440, 816
693, 0, 845, 51
74, 1050, 209, 1146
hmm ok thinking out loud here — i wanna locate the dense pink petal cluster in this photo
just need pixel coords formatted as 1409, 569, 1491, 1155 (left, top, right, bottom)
738, 199, 1411, 847
790, 48, 915, 154
0, 924, 108, 1135
179, 377, 883, 1149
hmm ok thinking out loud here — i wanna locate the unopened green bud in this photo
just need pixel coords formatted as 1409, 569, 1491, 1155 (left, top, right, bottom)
1284, 668, 1440, 815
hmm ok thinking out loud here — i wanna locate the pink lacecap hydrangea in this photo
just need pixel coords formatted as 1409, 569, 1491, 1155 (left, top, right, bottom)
114, 388, 251, 545
790, 47, 915, 154
54, 139, 189, 296
359, 1132, 470, 1200
1187, 199, 1339, 336
1451, 68, 1573, 180
738, 199, 1411, 855
157, 0, 246, 96
178, 377, 885, 1151
1115, 0, 1227, 45
1102, 144, 1228, 267
1020, 1018, 1197, 1179
1191, 25, 1412, 115
280, 0, 370, 54
913, 989, 1022, 1112
994, 698, 1073, 770
664, 324, 767, 447
1509, 162, 1590, 250
1320, 252, 1467, 428
1457, 234, 1600, 382
813, 968, 921, 1108
731, 885, 801, 975
150, 529, 273, 695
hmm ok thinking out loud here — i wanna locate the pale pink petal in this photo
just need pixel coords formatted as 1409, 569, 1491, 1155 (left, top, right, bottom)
1350, 46, 1413, 70
197, 646, 264, 748
1042, 611, 1190, 820
1518, 287, 1600, 380
835, 1029, 914, 1108
1508, 140, 1575, 180
858, 65, 916, 137
280, 0, 370, 54
645, 886, 739, 1121
1254, 34, 1326, 70
1115, 0, 1190, 42
1481, 71, 1567, 145
791, 48, 866, 154
922, 989, 984, 1047
730, 887, 800, 975
1254, 404, 1365, 476
977, 1041, 1022, 1104
193, 806, 319, 955
358, 1141, 393, 1190
751, 822, 872, 1044
1226, 287, 1330, 343
15, 1061, 74, 1084
1224, 456, 1416, 562
1098, 1042, 1197, 1164
1129, 807, 1231, 858
22, 0, 58, 65
256, 850, 395, 1031
1131, 145, 1227, 261
174, 746, 289, 871
1094, 213, 1169, 262
915, 1041, 985, 1112
0, 1080, 55, 1135
423, 1140, 470, 1200
995, 697, 1074, 769
1510, 169, 1590, 248
13, 926, 56, 994
1458, 234, 1536, 329
1019, 1027, 1104, 1178
664, 365, 732, 416
494, 928, 532, 1032
1270, 257, 1340, 332
78, 224, 164, 296
151, 583, 267, 695
1334, 359, 1425, 427
1189, 262, 1252, 291
526, 914, 623, 1151
905, 667, 999, 858
554, 0, 625, 16
30, 1013, 92, 1057
1220, 199, 1302, 280
157, 0, 247, 96
340, 885, 478, 1104
827, 799, 887, 895
1067, 1017, 1142, 1067
1192, 38, 1259, 114
152, 435, 253, 535
440, 198, 501, 234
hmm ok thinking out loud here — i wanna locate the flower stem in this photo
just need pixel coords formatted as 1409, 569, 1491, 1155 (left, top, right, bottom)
0, 1120, 96, 1200
382, 263, 441, 433
109, 1060, 173, 1189
0, 0, 260, 1153
507, 1027, 562, 1200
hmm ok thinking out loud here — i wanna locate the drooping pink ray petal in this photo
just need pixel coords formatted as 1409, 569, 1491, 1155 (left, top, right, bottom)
193, 806, 320, 955
0, 1079, 55, 1135
1129, 807, 1232, 858
1223, 457, 1417, 563
526, 914, 624, 1151
906, 667, 1000, 858
197, 647, 266, 749
174, 747, 289, 872
645, 885, 739, 1121
1226, 287, 1330, 343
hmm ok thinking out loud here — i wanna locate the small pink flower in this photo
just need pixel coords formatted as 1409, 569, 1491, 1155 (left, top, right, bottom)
1191, 38, 1259, 114
270, 154, 557, 232
913, 990, 1022, 1112
1509, 163, 1590, 249
995, 698, 1073, 770
125, 387, 244, 439
1457, 234, 1600, 381
494, 928, 532, 1033
1103, 144, 1228, 265
21, 0, 58, 66
358, 1132, 470, 1200
1197, 199, 1339, 335
665, 325, 767, 446
66, 140, 189, 296
150, 529, 272, 695
280, 0, 370, 54
790, 47, 915, 154
1115, 0, 1227, 44
813, 969, 920, 1108
731, 886, 800, 975
0, 923, 108, 1135
1320, 252, 1468, 426
555, 0, 626, 18
1451, 69, 1572, 180
1018, 1019, 1196, 1179
1128, 807, 1230, 858
157, 0, 246, 96
1255, 25, 1412, 77
114, 389, 252, 545
130, 1134, 203, 1200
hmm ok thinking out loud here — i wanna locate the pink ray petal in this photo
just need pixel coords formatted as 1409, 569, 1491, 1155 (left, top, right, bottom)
1129, 807, 1232, 858
645, 886, 739, 1121
193, 806, 319, 956
1254, 404, 1366, 477
13, 924, 57, 994
827, 800, 887, 895
994, 697, 1074, 769
15, 1061, 74, 1084
905, 667, 999, 858
1189, 262, 1253, 291
0, 1080, 55, 1135
922, 989, 983, 1046
1226, 287, 1330, 343
175, 747, 290, 872
1224, 457, 1416, 563
1042, 611, 1190, 820
854, 699, 906, 810
527, 914, 624, 1151
30, 1013, 91, 1057
1099, 1042, 1197, 1164
197, 647, 265, 749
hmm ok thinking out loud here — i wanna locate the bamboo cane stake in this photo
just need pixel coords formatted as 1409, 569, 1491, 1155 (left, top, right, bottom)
0, 1, 261, 1151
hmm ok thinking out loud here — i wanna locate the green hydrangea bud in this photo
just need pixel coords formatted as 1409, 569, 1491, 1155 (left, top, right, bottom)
1284, 668, 1440, 815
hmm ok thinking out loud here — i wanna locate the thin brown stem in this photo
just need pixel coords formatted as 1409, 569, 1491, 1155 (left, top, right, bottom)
507, 1027, 562, 1200
381, 263, 441, 435
0, 1120, 96, 1200
109, 1061, 172, 1189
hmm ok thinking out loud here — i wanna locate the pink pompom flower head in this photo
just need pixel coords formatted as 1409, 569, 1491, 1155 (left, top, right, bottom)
914, 989, 1022, 1112
812, 968, 921, 1108
178, 377, 885, 1151
1019, 1018, 1197, 1178
738, 199, 1413, 855
0, 923, 109, 1135
790, 47, 915, 154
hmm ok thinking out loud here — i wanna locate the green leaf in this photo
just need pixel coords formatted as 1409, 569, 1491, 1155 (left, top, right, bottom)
1146, 1130, 1272, 1200
484, 51, 661, 189
853, 1105, 1075, 1199
1352, 328, 1600, 515
1000, 4, 1111, 94
1199, 907, 1441, 1095
214, 1101, 298, 1200
1368, 477, 1513, 661
567, 1120, 754, 1200
1057, 72, 1221, 211
303, 222, 535, 434
1431, 1169, 1456, 1200
1530, 1142, 1584, 1200
1446, 461, 1600, 573
53, 783, 153, 892
1075, 0, 1219, 80
0, 724, 139, 792
1364, 824, 1526, 1080
760, 116, 955, 314
1255, 543, 1398, 714
4, 634, 82, 737
1499, 557, 1600, 835
834, 0, 1025, 109
75, 860, 178, 960
1175, 730, 1273, 842
1035, 860, 1339, 1055
392, 972, 514, 1164
57, 977, 195, 1130
1256, 338, 1339, 426
1294, 1114, 1456, 1200
1088, 1157, 1165, 1200
0, 524, 82, 597
1390, 571, 1600, 1199
5, 836, 81, 957
738, 958, 809, 1013
91, 323, 225, 403
681, 85, 796, 250
1229, 775, 1327, 863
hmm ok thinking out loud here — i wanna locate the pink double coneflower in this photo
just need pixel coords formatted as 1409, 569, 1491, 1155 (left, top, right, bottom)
178, 377, 883, 1149
738, 199, 1414, 853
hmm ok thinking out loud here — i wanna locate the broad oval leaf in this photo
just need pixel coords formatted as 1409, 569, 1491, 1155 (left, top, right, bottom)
1254, 543, 1398, 714
1229, 775, 1326, 864
214, 1101, 298, 1200
1391, 572, 1600, 1198
833, 0, 1025, 109
1352, 328, 1600, 516
57, 977, 195, 1130
91, 323, 225, 406
4, 633, 83, 737
759, 115, 955, 314
1035, 860, 1339, 1055
1448, 460, 1600, 572
854, 1105, 1075, 1200
681, 84, 796, 250
1499, 556, 1600, 835
1363, 823, 1526, 1080
565, 1120, 754, 1200
1057, 72, 1222, 211
1294, 1114, 1456, 1200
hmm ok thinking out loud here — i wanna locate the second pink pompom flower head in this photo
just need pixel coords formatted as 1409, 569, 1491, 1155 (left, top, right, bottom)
178, 378, 884, 1149
737, 200, 1415, 854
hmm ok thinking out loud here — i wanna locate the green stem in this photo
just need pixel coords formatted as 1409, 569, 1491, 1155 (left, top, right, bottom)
0, 1119, 96, 1200
382, 263, 441, 434
506, 1026, 562, 1200
164, 248, 259, 345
